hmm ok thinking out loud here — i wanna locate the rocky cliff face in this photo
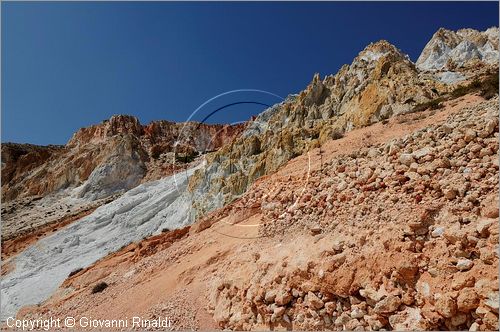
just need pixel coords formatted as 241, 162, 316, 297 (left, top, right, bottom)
4, 27, 496, 208
1, 116, 244, 202
188, 37, 475, 217
1, 143, 65, 198
3, 26, 499, 330
68, 115, 241, 154
416, 27, 499, 71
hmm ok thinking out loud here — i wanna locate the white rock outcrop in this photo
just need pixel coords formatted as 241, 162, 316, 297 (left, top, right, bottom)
416, 27, 499, 70
1, 165, 199, 319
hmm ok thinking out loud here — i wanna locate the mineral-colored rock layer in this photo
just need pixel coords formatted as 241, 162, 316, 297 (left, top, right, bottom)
2, 115, 244, 202
2, 27, 499, 331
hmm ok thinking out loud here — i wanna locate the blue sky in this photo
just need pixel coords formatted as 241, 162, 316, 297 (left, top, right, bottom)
2, 1, 498, 145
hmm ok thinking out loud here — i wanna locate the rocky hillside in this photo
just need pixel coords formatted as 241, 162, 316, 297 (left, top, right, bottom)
21, 94, 498, 331
204, 96, 499, 331
205, 97, 499, 331
188, 29, 498, 218
1, 115, 244, 202
2, 26, 499, 330
1, 143, 65, 198
1, 116, 244, 260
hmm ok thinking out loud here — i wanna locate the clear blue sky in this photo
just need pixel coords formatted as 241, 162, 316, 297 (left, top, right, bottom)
2, 1, 498, 145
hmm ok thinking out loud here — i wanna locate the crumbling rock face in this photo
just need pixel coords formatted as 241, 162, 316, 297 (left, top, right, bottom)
188, 38, 472, 218
69, 115, 243, 155
416, 27, 499, 71
67, 115, 144, 146
2, 115, 244, 202
74, 135, 147, 200
1, 143, 65, 201
318, 40, 434, 129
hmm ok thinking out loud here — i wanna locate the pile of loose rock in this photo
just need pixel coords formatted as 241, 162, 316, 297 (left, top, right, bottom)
207, 97, 499, 331
259, 97, 498, 237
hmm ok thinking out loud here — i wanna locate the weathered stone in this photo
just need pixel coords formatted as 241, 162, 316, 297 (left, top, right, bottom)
469, 322, 480, 331
479, 119, 498, 138
449, 312, 467, 326
388, 307, 430, 330
480, 247, 496, 265
431, 227, 445, 237
444, 188, 458, 200
443, 224, 466, 245
275, 290, 293, 306
399, 154, 415, 166
428, 267, 439, 277
413, 147, 432, 159
335, 312, 350, 326
366, 316, 385, 331
345, 318, 362, 330
350, 307, 366, 319
484, 292, 499, 313
457, 288, 479, 312
435, 294, 457, 318
273, 306, 286, 317
332, 240, 345, 253
360, 288, 384, 303
482, 311, 499, 330
214, 296, 232, 325
264, 290, 277, 304
388, 143, 400, 156
481, 195, 499, 218
452, 276, 475, 291
306, 291, 324, 310
325, 301, 336, 314
476, 218, 493, 237
374, 295, 402, 314
464, 129, 477, 143
456, 258, 474, 271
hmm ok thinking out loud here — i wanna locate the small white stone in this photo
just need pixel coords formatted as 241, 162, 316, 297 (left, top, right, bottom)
456, 258, 474, 271
350, 308, 366, 319
413, 147, 432, 159
399, 153, 415, 166
469, 322, 479, 331
431, 227, 445, 238
484, 292, 499, 313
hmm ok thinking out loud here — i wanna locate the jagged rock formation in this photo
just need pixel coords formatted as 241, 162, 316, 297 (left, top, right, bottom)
416, 27, 499, 71
1, 115, 244, 202
68, 115, 242, 155
314, 40, 433, 130
188, 34, 497, 218
1, 116, 244, 262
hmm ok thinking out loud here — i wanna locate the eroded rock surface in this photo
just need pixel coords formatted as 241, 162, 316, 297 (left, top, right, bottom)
21, 94, 499, 331
2, 115, 244, 202
188, 32, 498, 219
4, 27, 499, 331
417, 27, 499, 71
